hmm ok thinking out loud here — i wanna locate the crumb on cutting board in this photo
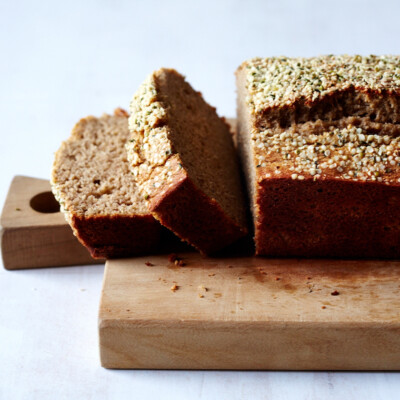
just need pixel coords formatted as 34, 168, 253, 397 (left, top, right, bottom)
170, 284, 179, 292
197, 284, 208, 298
168, 253, 186, 266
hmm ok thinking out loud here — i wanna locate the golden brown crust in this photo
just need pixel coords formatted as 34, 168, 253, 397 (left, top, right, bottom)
149, 169, 248, 255
71, 213, 162, 259
254, 177, 400, 258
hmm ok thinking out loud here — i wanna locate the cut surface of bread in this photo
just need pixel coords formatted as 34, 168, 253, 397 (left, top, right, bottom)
127, 68, 248, 254
237, 55, 400, 258
51, 109, 162, 259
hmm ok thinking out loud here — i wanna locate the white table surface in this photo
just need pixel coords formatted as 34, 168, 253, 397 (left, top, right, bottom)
1, 0, 400, 398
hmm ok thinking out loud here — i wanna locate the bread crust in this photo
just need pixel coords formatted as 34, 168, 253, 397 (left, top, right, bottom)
149, 169, 248, 255
255, 177, 400, 258
71, 213, 162, 259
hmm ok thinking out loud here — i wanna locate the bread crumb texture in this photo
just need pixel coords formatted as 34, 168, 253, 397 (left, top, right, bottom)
127, 73, 176, 200
51, 112, 149, 224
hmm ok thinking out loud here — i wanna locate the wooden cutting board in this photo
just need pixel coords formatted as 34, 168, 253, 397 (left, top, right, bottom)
3, 176, 400, 370
99, 253, 400, 370
1, 176, 100, 269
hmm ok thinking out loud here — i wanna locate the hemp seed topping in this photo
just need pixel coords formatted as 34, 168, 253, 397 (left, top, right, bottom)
253, 124, 400, 182
244, 55, 400, 113
127, 74, 180, 199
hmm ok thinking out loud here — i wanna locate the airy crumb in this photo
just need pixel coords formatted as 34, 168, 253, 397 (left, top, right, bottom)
208, 273, 216, 277
198, 294, 204, 298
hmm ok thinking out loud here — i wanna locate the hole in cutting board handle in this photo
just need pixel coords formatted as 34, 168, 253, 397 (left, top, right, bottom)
30, 191, 60, 213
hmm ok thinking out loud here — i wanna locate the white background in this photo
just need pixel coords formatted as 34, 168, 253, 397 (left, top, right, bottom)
1, 0, 400, 398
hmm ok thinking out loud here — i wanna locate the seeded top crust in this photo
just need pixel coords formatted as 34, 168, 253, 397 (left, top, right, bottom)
237, 55, 400, 186
243, 55, 400, 113
51, 110, 149, 225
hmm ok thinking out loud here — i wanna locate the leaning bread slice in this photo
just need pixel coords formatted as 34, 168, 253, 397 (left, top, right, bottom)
51, 109, 162, 259
127, 68, 248, 255
237, 55, 400, 258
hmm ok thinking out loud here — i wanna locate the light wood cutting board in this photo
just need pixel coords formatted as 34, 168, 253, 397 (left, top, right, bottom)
3, 177, 400, 370
1, 175, 100, 269
99, 253, 400, 370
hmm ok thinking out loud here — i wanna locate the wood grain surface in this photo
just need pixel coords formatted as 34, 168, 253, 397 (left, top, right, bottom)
99, 253, 400, 370
1, 176, 99, 269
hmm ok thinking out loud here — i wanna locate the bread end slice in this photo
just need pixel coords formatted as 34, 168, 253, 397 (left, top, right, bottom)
51, 110, 162, 259
127, 69, 248, 255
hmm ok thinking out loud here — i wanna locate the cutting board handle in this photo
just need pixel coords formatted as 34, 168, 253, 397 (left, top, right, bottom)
1, 176, 100, 270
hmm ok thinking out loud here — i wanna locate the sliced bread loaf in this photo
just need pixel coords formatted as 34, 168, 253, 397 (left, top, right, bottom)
51, 109, 162, 259
236, 55, 400, 258
127, 68, 248, 255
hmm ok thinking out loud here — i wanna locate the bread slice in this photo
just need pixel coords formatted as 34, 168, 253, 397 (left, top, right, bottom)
237, 55, 400, 258
127, 68, 248, 255
51, 109, 162, 259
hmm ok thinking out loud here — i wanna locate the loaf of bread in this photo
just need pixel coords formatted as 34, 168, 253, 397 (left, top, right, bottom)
51, 109, 162, 259
236, 55, 400, 258
127, 68, 248, 255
